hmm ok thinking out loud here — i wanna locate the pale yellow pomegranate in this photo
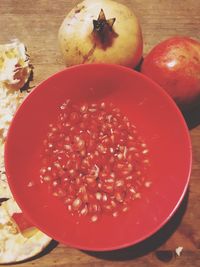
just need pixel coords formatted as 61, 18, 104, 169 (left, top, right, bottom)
58, 0, 143, 68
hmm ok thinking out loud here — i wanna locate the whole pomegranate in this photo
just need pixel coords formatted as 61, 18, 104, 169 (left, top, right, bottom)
141, 36, 200, 110
58, 0, 143, 68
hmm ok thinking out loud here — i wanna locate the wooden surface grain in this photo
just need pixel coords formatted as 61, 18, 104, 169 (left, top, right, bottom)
0, 0, 200, 266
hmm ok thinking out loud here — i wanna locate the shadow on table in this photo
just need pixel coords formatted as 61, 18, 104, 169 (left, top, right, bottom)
30, 239, 58, 260
182, 104, 200, 130
83, 190, 189, 261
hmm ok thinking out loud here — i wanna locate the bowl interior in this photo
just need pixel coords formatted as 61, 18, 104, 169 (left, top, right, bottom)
5, 64, 191, 251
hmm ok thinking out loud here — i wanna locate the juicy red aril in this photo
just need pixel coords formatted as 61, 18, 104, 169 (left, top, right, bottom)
40, 100, 151, 222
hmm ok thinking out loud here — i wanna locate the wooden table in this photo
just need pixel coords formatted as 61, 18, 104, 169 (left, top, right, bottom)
0, 0, 200, 266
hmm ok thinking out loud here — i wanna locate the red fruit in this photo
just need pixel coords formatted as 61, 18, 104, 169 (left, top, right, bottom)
141, 36, 200, 110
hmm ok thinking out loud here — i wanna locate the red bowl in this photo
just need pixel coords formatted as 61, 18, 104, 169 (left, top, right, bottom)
5, 64, 192, 251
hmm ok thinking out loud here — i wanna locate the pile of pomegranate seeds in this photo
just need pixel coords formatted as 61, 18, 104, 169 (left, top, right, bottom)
40, 100, 150, 222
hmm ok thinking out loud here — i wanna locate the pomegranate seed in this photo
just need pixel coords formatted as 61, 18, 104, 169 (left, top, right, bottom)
54, 161, 61, 169
128, 135, 134, 141
122, 205, 129, 212
82, 113, 89, 120
126, 182, 132, 188
69, 169, 76, 177
113, 108, 120, 114
80, 104, 88, 113
110, 135, 115, 143
52, 180, 60, 187
70, 112, 79, 123
110, 200, 117, 208
102, 184, 114, 193
53, 187, 66, 197
116, 163, 124, 169
110, 172, 115, 178
125, 176, 133, 181
80, 206, 88, 215
129, 186, 136, 194
82, 193, 89, 203
91, 215, 98, 222
117, 153, 123, 160
75, 177, 82, 186
72, 198, 82, 210
145, 181, 152, 188
112, 211, 119, 217
102, 200, 115, 212
80, 149, 86, 157
115, 179, 124, 187
102, 204, 112, 212
94, 150, 99, 157
80, 161, 89, 173
51, 127, 57, 133
85, 175, 96, 184
88, 203, 101, 213
74, 136, 85, 151
97, 182, 102, 189
88, 108, 97, 113
64, 196, 73, 204
141, 143, 147, 148
102, 194, 108, 202
134, 193, 141, 199
110, 147, 114, 153
105, 178, 114, 184
142, 149, 149, 154
90, 165, 99, 177
129, 147, 136, 152
64, 122, 71, 128
78, 185, 86, 194
95, 192, 102, 200
64, 144, 72, 151
115, 191, 125, 203
40, 167, 47, 175
120, 164, 133, 176
97, 144, 107, 154
48, 143, 53, 148
100, 102, 106, 109
68, 205, 72, 211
